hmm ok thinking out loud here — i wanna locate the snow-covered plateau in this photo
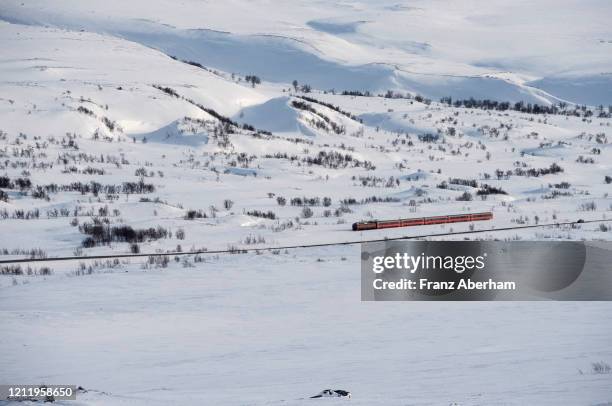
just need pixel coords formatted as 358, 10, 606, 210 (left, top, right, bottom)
0, 1, 611, 404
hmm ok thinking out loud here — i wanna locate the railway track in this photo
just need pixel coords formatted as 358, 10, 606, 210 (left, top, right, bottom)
1, 218, 611, 264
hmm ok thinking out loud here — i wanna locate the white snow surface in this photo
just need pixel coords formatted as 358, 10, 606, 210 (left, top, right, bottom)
0, 1, 611, 405
1, 0, 611, 104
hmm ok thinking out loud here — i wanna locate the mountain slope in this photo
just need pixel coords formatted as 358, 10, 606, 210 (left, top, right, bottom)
2, 0, 611, 104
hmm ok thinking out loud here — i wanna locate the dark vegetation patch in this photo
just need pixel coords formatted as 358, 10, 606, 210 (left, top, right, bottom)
289, 196, 332, 207
440, 97, 612, 118
296, 95, 362, 123
80, 219, 171, 247
477, 184, 507, 195
246, 210, 276, 220
340, 196, 401, 205
1, 265, 52, 275
36, 180, 155, 197
291, 100, 345, 134
302, 150, 375, 170
185, 209, 208, 220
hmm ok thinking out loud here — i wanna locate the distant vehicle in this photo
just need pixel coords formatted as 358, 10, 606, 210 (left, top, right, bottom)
352, 212, 493, 231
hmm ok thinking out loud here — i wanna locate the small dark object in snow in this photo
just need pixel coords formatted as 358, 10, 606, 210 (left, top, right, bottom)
311, 389, 351, 398
576, 219, 585, 223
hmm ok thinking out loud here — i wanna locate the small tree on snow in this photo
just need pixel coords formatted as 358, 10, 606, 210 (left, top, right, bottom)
301, 206, 313, 218
246, 75, 261, 88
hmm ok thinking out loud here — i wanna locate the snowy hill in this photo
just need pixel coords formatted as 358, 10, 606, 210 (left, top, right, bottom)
0, 1, 611, 405
2, 0, 611, 104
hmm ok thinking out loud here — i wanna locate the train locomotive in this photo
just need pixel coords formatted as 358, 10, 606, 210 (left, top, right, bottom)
351, 212, 493, 231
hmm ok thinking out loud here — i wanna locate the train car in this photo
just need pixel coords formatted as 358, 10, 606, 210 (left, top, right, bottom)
351, 212, 492, 231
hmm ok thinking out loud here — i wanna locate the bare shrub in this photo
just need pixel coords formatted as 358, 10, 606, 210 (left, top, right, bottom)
301, 206, 314, 218
246, 210, 276, 220
592, 361, 611, 374
456, 191, 473, 201
243, 234, 266, 245
143, 255, 169, 269
185, 209, 207, 220
579, 201, 597, 211
0, 265, 52, 275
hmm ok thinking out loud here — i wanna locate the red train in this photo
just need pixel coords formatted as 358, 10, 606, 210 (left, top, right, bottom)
352, 212, 493, 231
